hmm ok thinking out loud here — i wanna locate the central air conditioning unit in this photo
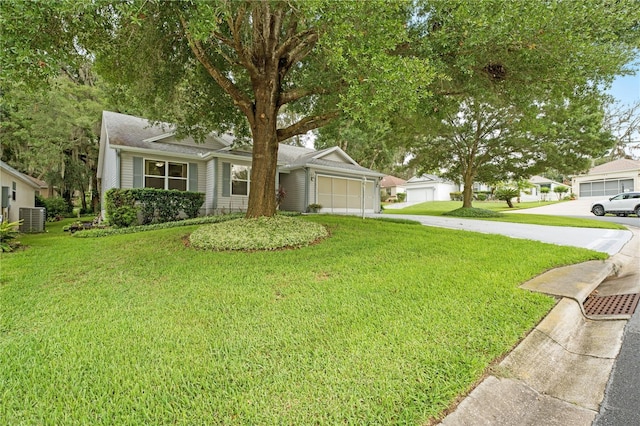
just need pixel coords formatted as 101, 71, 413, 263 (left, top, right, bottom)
19, 207, 46, 233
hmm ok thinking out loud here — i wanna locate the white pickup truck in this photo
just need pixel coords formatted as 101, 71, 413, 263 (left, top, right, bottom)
590, 192, 640, 217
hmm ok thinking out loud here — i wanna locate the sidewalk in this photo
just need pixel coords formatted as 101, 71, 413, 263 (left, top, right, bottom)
437, 227, 640, 425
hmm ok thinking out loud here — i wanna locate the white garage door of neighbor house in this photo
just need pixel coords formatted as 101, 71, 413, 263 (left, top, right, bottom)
407, 187, 434, 203
317, 176, 375, 213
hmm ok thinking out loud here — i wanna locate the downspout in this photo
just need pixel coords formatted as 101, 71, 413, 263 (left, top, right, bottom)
362, 177, 366, 219
304, 167, 309, 212
115, 148, 121, 188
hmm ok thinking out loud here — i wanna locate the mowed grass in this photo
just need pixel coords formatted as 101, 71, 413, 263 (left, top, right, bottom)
1, 216, 605, 424
385, 201, 625, 229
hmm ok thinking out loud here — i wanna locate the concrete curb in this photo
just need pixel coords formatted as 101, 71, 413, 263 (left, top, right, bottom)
437, 227, 639, 425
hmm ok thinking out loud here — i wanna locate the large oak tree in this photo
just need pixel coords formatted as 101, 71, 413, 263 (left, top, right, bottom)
402, 0, 639, 207
2, 0, 433, 218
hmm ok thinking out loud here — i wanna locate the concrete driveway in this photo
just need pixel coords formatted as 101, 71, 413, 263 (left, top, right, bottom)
373, 200, 635, 255
506, 199, 595, 216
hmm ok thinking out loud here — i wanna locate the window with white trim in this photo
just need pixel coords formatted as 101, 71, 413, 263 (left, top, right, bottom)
144, 160, 187, 191
231, 165, 250, 196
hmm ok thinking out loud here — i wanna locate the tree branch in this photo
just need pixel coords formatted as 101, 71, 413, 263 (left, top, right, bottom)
179, 15, 254, 119
276, 111, 340, 142
278, 86, 328, 106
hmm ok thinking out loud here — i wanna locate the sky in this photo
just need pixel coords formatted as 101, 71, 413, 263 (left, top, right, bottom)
608, 73, 640, 106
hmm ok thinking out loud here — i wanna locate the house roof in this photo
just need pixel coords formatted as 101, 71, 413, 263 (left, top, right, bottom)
279, 145, 384, 177
586, 158, 640, 175
529, 175, 563, 186
24, 175, 49, 189
380, 175, 406, 188
102, 111, 233, 156
0, 160, 42, 189
101, 111, 384, 177
406, 174, 455, 185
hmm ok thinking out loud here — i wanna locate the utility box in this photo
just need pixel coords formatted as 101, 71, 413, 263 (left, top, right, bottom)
19, 207, 46, 233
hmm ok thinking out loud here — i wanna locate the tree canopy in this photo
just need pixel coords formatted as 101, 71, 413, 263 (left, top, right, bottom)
401, 0, 639, 207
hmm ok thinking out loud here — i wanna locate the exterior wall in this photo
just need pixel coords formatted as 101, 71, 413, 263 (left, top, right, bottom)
572, 170, 640, 199
1, 168, 37, 223
215, 158, 252, 213
323, 152, 347, 162
100, 144, 119, 217
205, 158, 217, 214
279, 169, 307, 212
119, 152, 207, 193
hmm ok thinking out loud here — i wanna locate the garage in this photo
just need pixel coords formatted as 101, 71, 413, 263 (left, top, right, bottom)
406, 187, 435, 203
317, 175, 375, 213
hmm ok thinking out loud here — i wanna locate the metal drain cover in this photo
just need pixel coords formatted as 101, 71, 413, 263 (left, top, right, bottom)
583, 293, 640, 316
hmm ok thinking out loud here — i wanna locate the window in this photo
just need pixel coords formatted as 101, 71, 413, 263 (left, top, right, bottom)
12, 182, 16, 201
144, 160, 187, 190
231, 165, 250, 196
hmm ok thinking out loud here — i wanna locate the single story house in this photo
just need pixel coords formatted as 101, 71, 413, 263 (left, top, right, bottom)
404, 174, 459, 202
0, 160, 42, 223
571, 158, 640, 198
380, 175, 406, 201
522, 175, 566, 201
97, 111, 384, 217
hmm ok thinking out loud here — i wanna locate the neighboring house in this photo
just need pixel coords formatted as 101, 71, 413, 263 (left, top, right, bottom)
97, 111, 384, 217
24, 175, 53, 198
0, 160, 41, 223
571, 158, 640, 198
522, 175, 566, 202
380, 175, 406, 201
404, 174, 459, 202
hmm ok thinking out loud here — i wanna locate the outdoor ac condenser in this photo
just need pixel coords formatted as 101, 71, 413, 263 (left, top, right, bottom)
19, 207, 46, 233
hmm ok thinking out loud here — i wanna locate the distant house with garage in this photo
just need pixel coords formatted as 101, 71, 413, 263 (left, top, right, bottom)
404, 174, 459, 203
97, 111, 384, 217
571, 158, 640, 198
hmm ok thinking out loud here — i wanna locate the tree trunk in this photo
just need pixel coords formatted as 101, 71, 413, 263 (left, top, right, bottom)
462, 171, 474, 208
246, 84, 279, 219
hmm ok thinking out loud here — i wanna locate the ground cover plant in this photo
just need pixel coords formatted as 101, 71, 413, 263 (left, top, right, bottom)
189, 215, 328, 251
386, 201, 625, 230
1, 216, 606, 424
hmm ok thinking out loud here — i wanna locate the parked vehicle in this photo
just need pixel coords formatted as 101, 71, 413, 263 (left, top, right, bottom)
590, 192, 640, 217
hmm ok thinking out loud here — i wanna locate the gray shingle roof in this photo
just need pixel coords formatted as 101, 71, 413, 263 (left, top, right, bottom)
102, 111, 383, 176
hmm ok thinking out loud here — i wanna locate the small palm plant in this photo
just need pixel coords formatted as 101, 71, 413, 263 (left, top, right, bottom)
1, 220, 23, 252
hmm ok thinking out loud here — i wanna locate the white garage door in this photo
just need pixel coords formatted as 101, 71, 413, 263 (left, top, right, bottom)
406, 187, 434, 203
317, 175, 375, 213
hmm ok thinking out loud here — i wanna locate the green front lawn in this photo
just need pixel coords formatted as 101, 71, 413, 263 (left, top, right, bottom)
385, 201, 625, 229
1, 216, 605, 424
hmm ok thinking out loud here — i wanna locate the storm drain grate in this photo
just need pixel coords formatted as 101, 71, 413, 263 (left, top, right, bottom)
583, 293, 640, 316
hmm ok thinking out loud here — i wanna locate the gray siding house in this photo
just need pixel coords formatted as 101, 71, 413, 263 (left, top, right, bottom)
97, 111, 384, 217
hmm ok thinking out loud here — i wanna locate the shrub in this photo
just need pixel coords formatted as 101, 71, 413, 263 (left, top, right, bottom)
0, 220, 23, 252
105, 189, 138, 227
396, 192, 406, 202
105, 188, 205, 227
475, 193, 487, 201
38, 196, 72, 220
450, 192, 463, 201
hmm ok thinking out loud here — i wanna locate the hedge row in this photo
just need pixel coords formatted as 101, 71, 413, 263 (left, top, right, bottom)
105, 188, 205, 227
